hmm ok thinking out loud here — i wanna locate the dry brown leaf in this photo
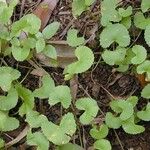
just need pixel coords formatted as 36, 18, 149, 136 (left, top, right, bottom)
36, 44, 76, 68
33, 0, 59, 30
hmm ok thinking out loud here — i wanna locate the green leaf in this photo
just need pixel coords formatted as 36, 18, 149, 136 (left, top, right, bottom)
137, 60, 150, 81
25, 110, 47, 128
105, 112, 122, 129
67, 29, 85, 47
27, 131, 49, 150
33, 75, 55, 99
141, 84, 150, 99
48, 85, 72, 108
100, 24, 130, 48
110, 100, 134, 120
9, 0, 19, 8
85, 0, 95, 6
94, 139, 112, 150
0, 67, 20, 91
126, 96, 138, 107
102, 47, 126, 65
12, 46, 30, 61
43, 45, 57, 60
11, 14, 41, 37
141, 0, 150, 13
101, 0, 121, 26
0, 111, 19, 131
36, 37, 45, 53
90, 124, 109, 140
0, 87, 18, 111
65, 46, 94, 79
131, 45, 147, 64
137, 103, 150, 121
118, 6, 132, 17
121, 17, 131, 29
15, 84, 34, 116
0, 138, 4, 149
42, 22, 60, 39
42, 113, 76, 145
122, 116, 145, 134
56, 143, 83, 150
144, 25, 150, 47
72, 0, 86, 17
134, 12, 150, 29
0, 5, 13, 23
75, 98, 99, 124
21, 37, 36, 49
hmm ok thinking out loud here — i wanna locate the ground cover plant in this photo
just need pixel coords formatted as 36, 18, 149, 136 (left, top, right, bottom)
0, 0, 150, 149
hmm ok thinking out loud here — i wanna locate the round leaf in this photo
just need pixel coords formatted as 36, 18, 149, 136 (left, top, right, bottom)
12, 46, 30, 61
105, 112, 122, 129
75, 98, 99, 124
100, 24, 130, 48
94, 139, 112, 150
141, 84, 150, 99
137, 103, 150, 121
102, 47, 126, 65
131, 45, 147, 64
90, 124, 109, 140
65, 46, 94, 79
0, 67, 20, 91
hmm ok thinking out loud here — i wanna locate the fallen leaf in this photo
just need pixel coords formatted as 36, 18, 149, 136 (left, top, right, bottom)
33, 0, 59, 30
36, 44, 76, 68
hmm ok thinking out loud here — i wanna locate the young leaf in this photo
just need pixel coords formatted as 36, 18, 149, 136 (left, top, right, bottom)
11, 14, 41, 37
27, 131, 49, 150
101, 0, 121, 26
90, 124, 109, 140
141, 84, 150, 99
126, 96, 138, 107
64, 46, 94, 80
121, 17, 131, 29
134, 12, 150, 29
144, 25, 150, 47
0, 111, 19, 131
141, 0, 150, 13
0, 87, 18, 111
0, 67, 20, 91
100, 24, 130, 48
42, 22, 60, 39
12, 46, 30, 61
105, 112, 122, 129
0, 138, 4, 149
56, 143, 83, 150
72, 0, 86, 17
110, 100, 134, 120
118, 6, 132, 18
94, 139, 112, 150
122, 116, 145, 134
26, 110, 47, 128
67, 29, 85, 47
131, 45, 147, 64
15, 84, 35, 116
43, 45, 57, 60
42, 113, 76, 145
137, 103, 150, 121
48, 85, 72, 109
33, 75, 55, 99
36, 37, 46, 53
75, 98, 99, 124
102, 47, 126, 65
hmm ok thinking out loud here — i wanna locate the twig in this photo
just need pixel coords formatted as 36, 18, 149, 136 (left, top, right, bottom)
5, 125, 30, 149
